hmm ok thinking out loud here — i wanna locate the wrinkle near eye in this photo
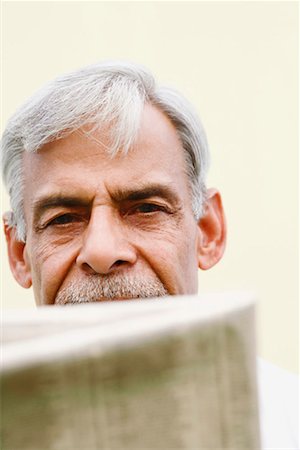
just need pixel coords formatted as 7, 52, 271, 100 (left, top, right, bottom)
48, 213, 84, 226
125, 203, 171, 215
34, 207, 90, 231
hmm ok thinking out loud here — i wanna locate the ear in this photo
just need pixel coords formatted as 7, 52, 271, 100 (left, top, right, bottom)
3, 213, 32, 288
197, 188, 226, 270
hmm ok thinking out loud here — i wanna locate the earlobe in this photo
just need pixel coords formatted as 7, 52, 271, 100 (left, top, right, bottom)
197, 189, 226, 270
3, 214, 32, 288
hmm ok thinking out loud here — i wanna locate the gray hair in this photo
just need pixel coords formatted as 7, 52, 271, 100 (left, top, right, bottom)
1, 61, 210, 242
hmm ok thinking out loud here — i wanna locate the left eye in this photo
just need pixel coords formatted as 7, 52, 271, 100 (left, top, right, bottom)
134, 204, 165, 214
48, 214, 79, 226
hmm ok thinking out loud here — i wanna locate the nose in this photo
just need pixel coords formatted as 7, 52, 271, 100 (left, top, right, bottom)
76, 208, 137, 274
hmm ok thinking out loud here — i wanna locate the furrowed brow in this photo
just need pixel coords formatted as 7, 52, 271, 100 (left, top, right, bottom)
31, 184, 181, 224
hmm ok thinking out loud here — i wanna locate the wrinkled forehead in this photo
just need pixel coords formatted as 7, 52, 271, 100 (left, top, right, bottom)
22, 103, 191, 209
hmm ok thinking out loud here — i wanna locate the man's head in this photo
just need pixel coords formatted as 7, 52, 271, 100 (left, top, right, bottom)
1, 61, 226, 305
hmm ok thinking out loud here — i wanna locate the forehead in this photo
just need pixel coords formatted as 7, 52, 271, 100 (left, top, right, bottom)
23, 104, 190, 205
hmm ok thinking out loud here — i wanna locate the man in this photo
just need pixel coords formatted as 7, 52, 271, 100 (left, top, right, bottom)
1, 61, 226, 305
1, 62, 298, 448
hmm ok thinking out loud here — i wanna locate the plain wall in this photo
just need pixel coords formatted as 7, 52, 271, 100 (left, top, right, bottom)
1, 1, 298, 373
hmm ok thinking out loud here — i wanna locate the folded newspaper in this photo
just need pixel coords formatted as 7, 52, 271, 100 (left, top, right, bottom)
1, 292, 261, 449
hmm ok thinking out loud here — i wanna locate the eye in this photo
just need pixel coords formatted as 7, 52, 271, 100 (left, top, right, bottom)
133, 203, 167, 214
48, 213, 80, 226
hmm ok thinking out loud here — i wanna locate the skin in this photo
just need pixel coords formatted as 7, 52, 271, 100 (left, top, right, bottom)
4, 103, 226, 305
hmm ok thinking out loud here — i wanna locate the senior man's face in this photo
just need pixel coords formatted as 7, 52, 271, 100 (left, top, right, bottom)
5, 104, 226, 305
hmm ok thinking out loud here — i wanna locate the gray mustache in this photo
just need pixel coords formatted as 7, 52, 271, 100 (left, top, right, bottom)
55, 274, 168, 305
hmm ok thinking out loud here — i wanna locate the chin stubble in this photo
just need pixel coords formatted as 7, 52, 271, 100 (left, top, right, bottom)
55, 273, 169, 305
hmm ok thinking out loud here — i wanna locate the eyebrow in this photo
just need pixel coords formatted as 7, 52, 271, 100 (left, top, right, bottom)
32, 183, 181, 223
112, 184, 180, 204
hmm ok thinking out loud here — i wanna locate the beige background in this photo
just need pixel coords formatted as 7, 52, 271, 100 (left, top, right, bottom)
1, 1, 298, 373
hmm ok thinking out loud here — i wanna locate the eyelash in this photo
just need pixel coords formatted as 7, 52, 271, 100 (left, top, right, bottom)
46, 213, 81, 227
129, 203, 168, 215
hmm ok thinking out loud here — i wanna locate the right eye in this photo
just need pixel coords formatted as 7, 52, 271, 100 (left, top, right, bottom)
47, 214, 80, 226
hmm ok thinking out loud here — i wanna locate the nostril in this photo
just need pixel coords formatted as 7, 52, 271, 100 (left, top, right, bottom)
81, 262, 96, 274
79, 259, 127, 275
114, 260, 126, 267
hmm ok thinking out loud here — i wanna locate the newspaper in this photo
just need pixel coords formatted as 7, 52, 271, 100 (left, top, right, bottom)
1, 292, 261, 449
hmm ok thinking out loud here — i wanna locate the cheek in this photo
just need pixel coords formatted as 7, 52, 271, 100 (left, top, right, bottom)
30, 237, 80, 304
173, 230, 199, 292
135, 222, 198, 295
